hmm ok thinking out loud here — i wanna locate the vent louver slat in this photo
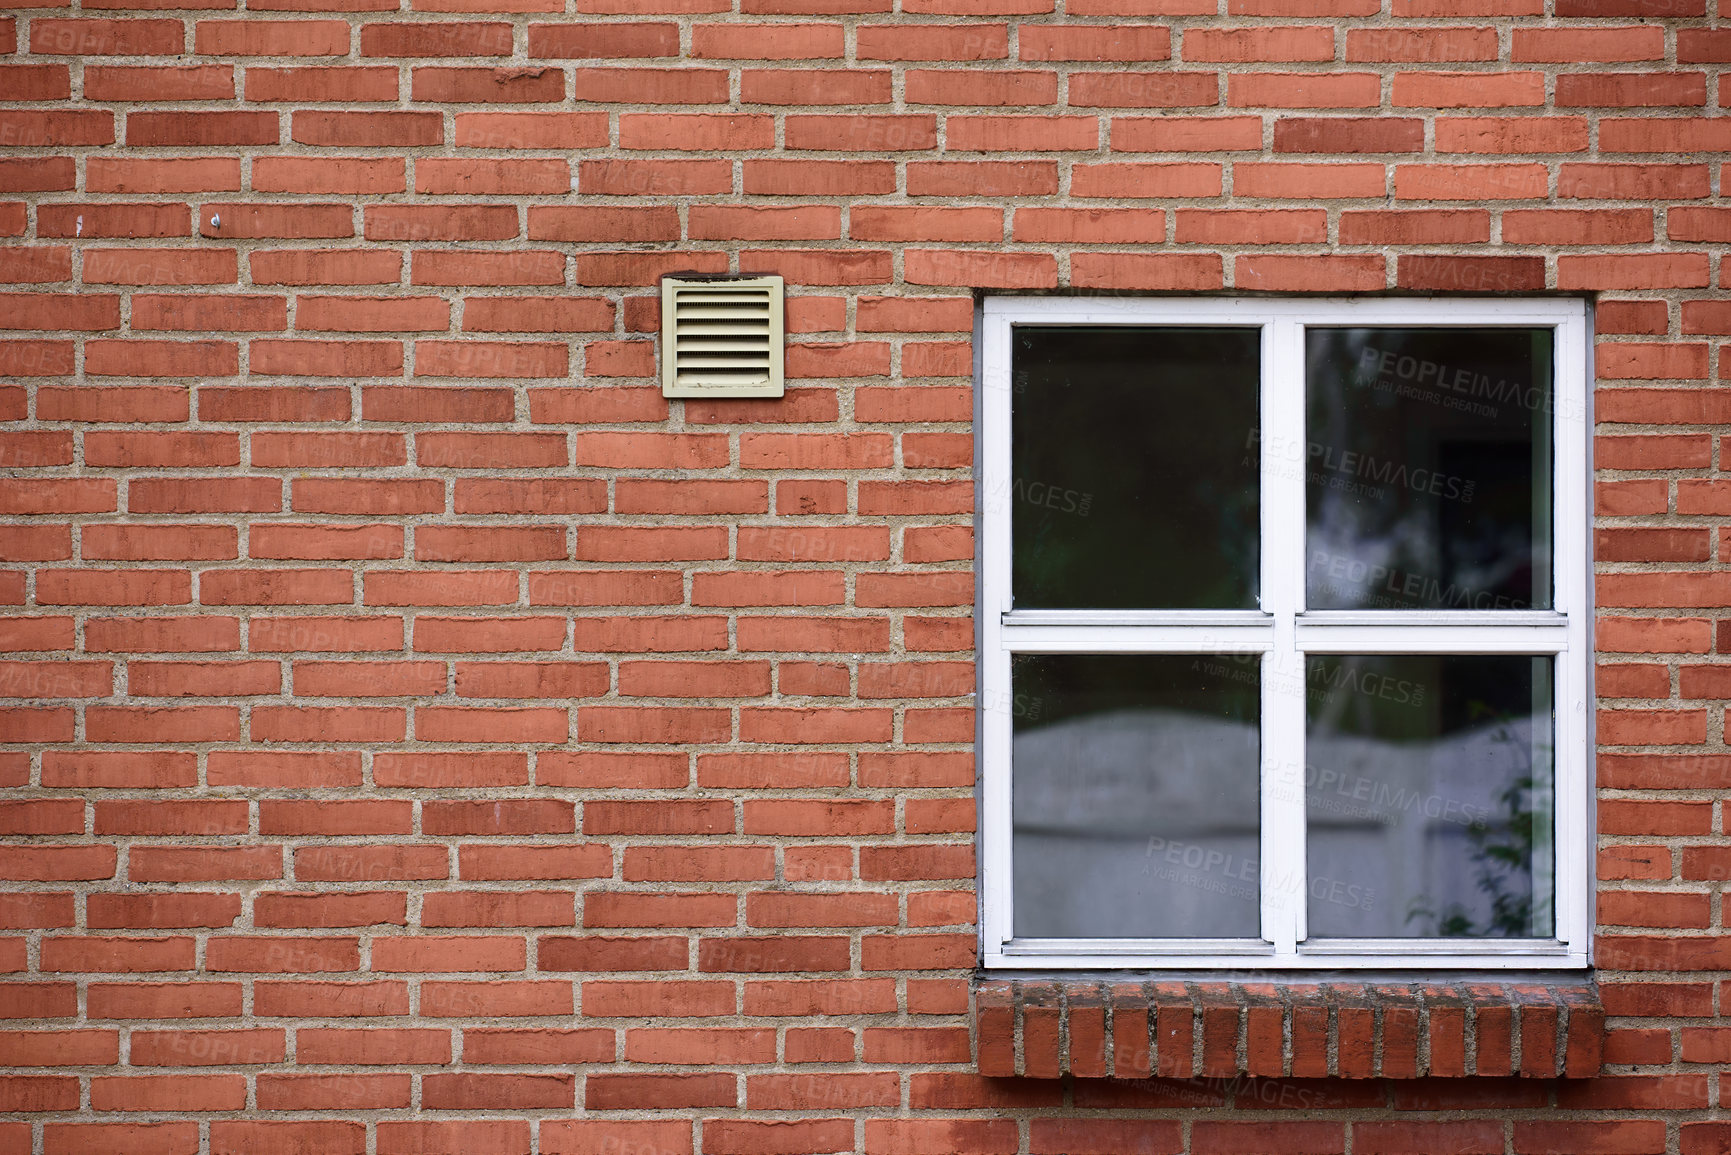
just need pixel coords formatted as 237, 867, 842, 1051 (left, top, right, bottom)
660, 275, 785, 398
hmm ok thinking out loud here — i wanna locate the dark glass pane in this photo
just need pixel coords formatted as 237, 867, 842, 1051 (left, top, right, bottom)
1012, 653, 1261, 939
1012, 326, 1260, 609
1305, 655, 1555, 939
1305, 328, 1552, 610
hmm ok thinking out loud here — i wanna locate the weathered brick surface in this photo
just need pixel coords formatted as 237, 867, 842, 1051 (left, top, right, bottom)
977, 979, 1604, 1080
0, 0, 1726, 1148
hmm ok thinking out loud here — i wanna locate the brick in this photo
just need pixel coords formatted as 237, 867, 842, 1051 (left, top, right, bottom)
1186, 26, 1332, 60
1396, 163, 1547, 200
865, 1120, 1017, 1154
1397, 254, 1543, 291
1561, 164, 1710, 201
0, 159, 75, 194
1505, 209, 1652, 245
1393, 71, 1546, 107
1514, 26, 1664, 62
529, 21, 677, 58
1073, 162, 1220, 198
0, 61, 68, 101
742, 68, 891, 105
857, 23, 1004, 59
1348, 27, 1497, 60
211, 1123, 365, 1155
1241, 254, 1386, 290
1275, 117, 1424, 153
251, 248, 399, 285
1230, 72, 1380, 108
198, 203, 353, 240
1020, 25, 1168, 59
577, 252, 731, 286
254, 158, 403, 195
693, 22, 842, 57
906, 69, 1057, 106
1355, 1123, 1504, 1155
379, 1123, 532, 1154
31, 18, 184, 55
422, 1073, 574, 1110
1112, 115, 1261, 152
1560, 254, 1710, 291
132, 294, 285, 331
38, 203, 190, 240
248, 67, 399, 102
1177, 209, 1325, 244
1672, 209, 1731, 244
196, 19, 349, 54
465, 297, 614, 335
1513, 1122, 1666, 1155
360, 21, 511, 55
127, 112, 279, 147
1557, 73, 1707, 108
413, 66, 566, 102
1237, 162, 1387, 198
292, 111, 443, 147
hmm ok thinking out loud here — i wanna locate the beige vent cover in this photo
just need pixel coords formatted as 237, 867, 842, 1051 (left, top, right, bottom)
660, 275, 786, 399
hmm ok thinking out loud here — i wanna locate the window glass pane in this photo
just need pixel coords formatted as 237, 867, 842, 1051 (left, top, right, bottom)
1305, 328, 1553, 611
1012, 653, 1261, 939
1304, 654, 1555, 939
1012, 326, 1260, 609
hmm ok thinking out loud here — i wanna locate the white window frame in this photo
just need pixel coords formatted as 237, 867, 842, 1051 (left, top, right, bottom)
978, 296, 1593, 971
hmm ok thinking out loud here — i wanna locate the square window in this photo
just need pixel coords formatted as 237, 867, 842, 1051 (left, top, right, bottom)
980, 298, 1591, 970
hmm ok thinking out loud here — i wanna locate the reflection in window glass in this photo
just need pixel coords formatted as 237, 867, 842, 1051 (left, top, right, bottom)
1304, 655, 1555, 939
1012, 654, 1261, 939
1305, 328, 1553, 611
1012, 326, 1260, 610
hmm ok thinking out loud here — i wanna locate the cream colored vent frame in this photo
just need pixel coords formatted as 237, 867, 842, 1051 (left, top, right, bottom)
660, 274, 786, 399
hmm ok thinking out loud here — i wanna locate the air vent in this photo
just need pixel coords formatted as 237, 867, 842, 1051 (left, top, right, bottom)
660, 275, 785, 399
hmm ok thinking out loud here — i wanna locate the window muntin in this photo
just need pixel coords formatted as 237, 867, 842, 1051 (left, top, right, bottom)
979, 298, 1590, 970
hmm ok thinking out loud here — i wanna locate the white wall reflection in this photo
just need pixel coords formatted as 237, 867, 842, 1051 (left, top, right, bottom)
1012, 707, 1552, 941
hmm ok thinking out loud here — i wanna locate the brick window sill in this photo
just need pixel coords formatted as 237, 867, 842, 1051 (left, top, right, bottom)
975, 976, 1603, 1080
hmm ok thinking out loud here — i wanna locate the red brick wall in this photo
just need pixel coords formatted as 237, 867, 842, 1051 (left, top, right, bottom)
0, 0, 1726, 1149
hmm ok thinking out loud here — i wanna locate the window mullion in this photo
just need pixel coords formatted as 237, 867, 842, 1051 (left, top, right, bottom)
1261, 317, 1307, 954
